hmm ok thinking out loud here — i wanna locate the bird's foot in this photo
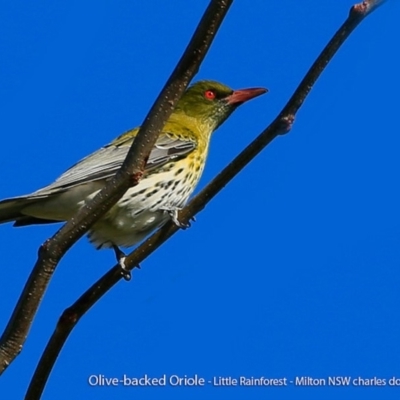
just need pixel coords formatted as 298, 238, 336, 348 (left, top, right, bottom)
167, 208, 191, 229
112, 245, 131, 281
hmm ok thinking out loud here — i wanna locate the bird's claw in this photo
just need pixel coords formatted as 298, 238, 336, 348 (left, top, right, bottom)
176, 219, 191, 229
167, 209, 191, 229
112, 245, 131, 281
120, 265, 131, 281
178, 215, 196, 228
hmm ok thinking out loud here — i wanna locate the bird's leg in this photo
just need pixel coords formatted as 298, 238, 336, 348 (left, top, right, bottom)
166, 208, 191, 229
112, 244, 131, 281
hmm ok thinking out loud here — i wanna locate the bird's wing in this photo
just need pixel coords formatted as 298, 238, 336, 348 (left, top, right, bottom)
31, 133, 196, 196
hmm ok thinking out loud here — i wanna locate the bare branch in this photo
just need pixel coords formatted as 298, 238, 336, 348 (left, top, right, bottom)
0, 0, 233, 375
25, 0, 386, 398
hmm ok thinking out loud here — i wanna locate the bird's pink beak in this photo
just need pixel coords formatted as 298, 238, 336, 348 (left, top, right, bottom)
226, 87, 268, 105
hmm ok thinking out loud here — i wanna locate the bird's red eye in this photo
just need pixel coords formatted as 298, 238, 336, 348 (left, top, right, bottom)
204, 90, 216, 100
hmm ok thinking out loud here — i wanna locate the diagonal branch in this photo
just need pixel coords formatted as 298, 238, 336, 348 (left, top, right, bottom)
0, 0, 233, 375
24, 0, 386, 398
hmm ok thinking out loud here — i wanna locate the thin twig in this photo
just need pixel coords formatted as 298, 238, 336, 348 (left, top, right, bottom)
25, 0, 386, 398
0, 0, 233, 376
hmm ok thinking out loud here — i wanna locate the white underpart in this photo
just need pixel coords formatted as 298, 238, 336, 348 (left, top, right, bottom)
24, 157, 205, 249
89, 163, 201, 249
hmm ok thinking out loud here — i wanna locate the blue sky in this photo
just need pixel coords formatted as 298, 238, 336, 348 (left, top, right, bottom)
1, 1, 400, 399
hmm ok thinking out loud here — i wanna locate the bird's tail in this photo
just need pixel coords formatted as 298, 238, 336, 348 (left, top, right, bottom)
0, 196, 57, 226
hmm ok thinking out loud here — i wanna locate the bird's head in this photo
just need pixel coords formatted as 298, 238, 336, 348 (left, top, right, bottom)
175, 80, 267, 133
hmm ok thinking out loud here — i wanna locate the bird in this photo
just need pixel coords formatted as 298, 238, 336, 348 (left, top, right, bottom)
0, 80, 267, 255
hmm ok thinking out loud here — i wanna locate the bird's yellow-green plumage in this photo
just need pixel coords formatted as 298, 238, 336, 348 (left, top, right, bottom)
0, 80, 266, 249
